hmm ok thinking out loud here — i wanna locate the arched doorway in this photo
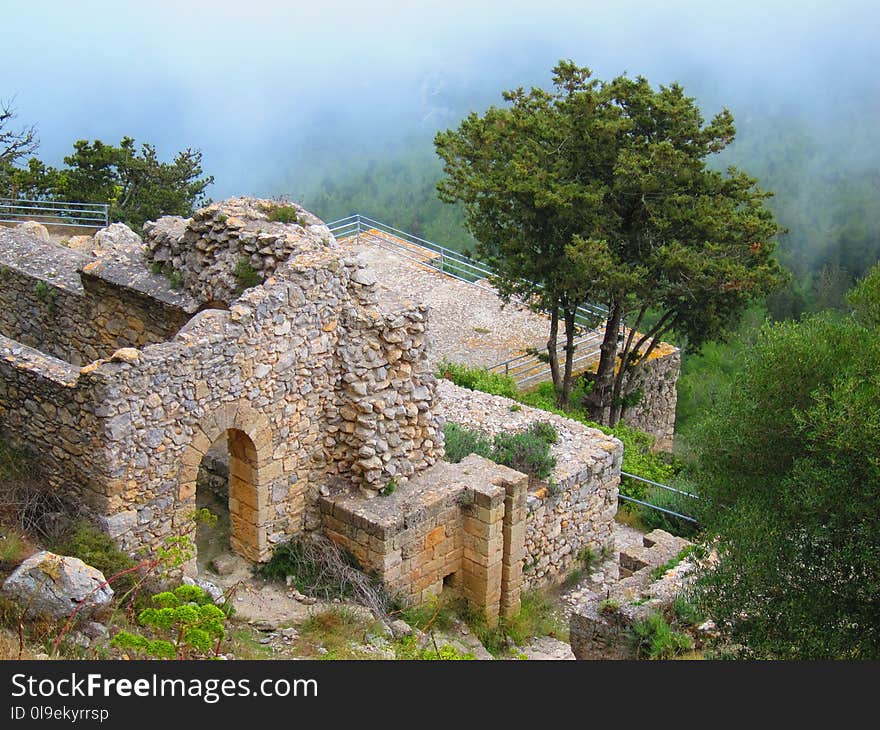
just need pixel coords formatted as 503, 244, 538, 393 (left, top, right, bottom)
176, 401, 273, 565
193, 428, 265, 566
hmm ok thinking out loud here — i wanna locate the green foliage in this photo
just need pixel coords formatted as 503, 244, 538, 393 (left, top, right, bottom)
233, 257, 263, 294
518, 380, 689, 520
151, 261, 184, 290
649, 546, 697, 581
393, 634, 476, 660
442, 422, 557, 483
436, 61, 784, 420
689, 271, 880, 657
167, 269, 183, 290
399, 593, 462, 634
55, 137, 212, 228
110, 585, 227, 660
442, 422, 493, 463
599, 598, 620, 614
464, 590, 565, 655
381, 478, 397, 497
265, 203, 304, 225
576, 546, 598, 572
672, 596, 704, 628
630, 612, 693, 660
34, 280, 58, 310
491, 426, 557, 481
51, 521, 139, 595
435, 358, 518, 399
846, 262, 880, 327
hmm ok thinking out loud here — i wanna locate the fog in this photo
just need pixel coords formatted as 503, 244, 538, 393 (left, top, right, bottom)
3, 0, 879, 274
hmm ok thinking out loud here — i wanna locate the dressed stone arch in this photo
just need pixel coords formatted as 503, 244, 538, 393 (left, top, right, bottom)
174, 399, 275, 562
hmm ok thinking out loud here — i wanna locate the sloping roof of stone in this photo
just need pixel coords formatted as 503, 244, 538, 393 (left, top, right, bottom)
0, 227, 88, 292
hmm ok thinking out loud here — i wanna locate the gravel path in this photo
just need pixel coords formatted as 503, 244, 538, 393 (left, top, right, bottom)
339, 236, 550, 369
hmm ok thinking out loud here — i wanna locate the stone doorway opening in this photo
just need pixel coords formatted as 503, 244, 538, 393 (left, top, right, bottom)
194, 428, 265, 569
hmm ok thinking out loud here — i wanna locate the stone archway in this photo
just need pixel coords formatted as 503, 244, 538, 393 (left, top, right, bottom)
176, 400, 274, 562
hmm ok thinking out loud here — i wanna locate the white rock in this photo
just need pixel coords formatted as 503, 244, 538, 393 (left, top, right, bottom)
1, 551, 113, 620
16, 221, 51, 241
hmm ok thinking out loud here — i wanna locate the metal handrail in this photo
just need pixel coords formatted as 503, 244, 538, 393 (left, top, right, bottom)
0, 197, 109, 228
620, 471, 701, 501
618, 494, 699, 524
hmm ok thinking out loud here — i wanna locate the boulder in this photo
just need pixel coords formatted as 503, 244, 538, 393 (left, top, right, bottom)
93, 222, 143, 254
16, 221, 51, 241
519, 635, 576, 660
1, 551, 113, 620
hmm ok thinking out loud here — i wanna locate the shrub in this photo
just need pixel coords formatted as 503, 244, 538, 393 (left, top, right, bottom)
442, 422, 492, 463
599, 598, 620, 614
234, 257, 263, 293
257, 535, 390, 619
672, 595, 705, 627
265, 203, 303, 225
51, 521, 139, 595
491, 429, 556, 482
630, 612, 694, 660
442, 422, 556, 484
435, 358, 518, 399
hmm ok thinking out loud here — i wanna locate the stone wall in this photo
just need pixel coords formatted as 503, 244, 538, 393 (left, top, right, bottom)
434, 380, 622, 590
319, 455, 527, 624
0, 199, 443, 566
0, 227, 196, 366
143, 198, 333, 305
569, 529, 694, 659
620, 346, 680, 451
0, 335, 104, 506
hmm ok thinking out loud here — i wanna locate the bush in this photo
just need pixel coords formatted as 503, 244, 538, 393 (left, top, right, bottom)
257, 535, 391, 619
443, 423, 493, 464
442, 422, 557, 484
630, 612, 693, 660
51, 521, 139, 595
265, 203, 303, 225
491, 429, 556, 481
435, 358, 518, 399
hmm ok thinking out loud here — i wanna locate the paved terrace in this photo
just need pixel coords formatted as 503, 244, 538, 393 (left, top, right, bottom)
336, 226, 605, 380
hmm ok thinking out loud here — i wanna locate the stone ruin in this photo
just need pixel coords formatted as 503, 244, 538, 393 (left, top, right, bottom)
0, 197, 629, 624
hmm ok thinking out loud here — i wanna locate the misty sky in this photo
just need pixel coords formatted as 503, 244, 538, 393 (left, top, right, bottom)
2, 0, 879, 199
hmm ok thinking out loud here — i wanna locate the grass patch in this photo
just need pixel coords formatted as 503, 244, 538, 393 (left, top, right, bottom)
467, 590, 566, 655
0, 527, 29, 570
630, 612, 694, 660
393, 634, 475, 660
297, 607, 377, 659
226, 626, 273, 659
400, 589, 564, 658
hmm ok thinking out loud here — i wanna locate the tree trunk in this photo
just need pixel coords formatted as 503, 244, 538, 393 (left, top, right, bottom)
560, 307, 577, 407
547, 306, 561, 392
585, 301, 622, 424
